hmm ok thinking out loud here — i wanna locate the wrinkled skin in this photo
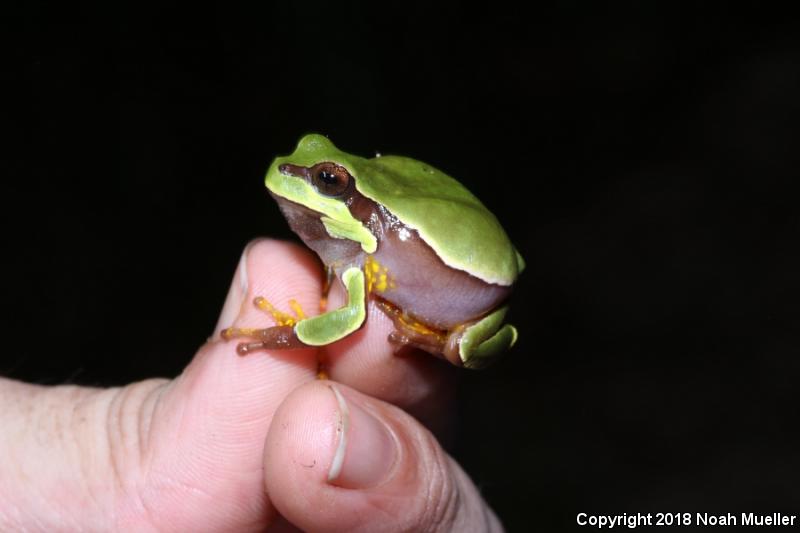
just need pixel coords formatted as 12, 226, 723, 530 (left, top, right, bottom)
0, 239, 505, 532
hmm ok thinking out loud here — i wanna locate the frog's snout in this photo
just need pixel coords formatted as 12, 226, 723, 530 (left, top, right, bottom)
278, 163, 307, 178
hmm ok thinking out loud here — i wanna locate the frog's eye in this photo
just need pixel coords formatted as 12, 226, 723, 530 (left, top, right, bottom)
311, 163, 352, 197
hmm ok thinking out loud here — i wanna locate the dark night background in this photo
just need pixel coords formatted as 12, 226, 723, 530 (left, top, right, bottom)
3, 3, 800, 531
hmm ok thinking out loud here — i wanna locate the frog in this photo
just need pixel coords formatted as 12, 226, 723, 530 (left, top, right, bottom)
221, 134, 524, 369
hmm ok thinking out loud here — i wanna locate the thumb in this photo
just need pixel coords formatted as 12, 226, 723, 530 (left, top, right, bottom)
263, 381, 503, 533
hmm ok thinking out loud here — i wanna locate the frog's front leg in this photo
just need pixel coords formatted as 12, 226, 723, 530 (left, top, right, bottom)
319, 265, 336, 312
221, 267, 366, 355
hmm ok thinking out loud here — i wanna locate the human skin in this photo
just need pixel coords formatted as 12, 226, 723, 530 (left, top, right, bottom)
0, 239, 503, 532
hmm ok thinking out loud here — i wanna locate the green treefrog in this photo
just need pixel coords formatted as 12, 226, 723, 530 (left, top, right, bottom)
222, 134, 524, 369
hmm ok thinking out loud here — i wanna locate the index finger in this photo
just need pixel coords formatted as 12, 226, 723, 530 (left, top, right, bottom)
219, 239, 456, 433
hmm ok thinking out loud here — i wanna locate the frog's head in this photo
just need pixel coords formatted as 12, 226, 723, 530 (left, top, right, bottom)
268, 133, 523, 287
265, 134, 378, 257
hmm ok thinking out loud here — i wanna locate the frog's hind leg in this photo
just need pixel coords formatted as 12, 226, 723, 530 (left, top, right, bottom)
376, 300, 517, 369
220, 296, 309, 355
375, 299, 449, 358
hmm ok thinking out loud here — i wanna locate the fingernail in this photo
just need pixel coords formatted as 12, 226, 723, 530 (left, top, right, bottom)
327, 385, 397, 489
212, 242, 252, 336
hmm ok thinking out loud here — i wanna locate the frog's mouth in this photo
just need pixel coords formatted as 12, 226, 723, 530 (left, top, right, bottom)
267, 162, 349, 224
267, 163, 378, 254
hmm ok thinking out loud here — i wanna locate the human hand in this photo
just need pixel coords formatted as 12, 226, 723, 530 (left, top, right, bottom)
0, 239, 503, 532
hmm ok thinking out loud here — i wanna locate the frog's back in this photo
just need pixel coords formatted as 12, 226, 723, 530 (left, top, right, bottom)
352, 155, 520, 286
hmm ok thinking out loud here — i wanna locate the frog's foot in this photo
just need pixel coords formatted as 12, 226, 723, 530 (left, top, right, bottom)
220, 296, 310, 355
221, 325, 308, 355
444, 307, 518, 369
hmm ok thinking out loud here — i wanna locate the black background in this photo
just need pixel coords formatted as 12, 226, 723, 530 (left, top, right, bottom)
3, 3, 800, 531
